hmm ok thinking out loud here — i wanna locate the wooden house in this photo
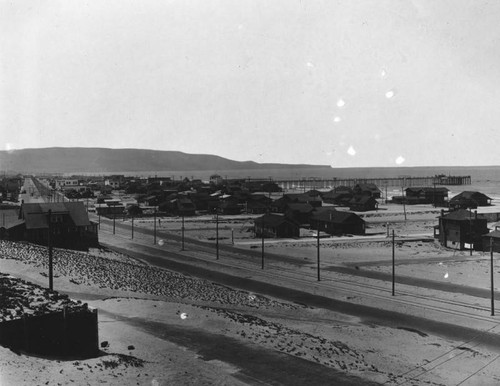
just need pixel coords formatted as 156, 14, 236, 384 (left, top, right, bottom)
353, 184, 381, 198
217, 199, 241, 215
482, 230, 500, 253
450, 191, 492, 210
254, 214, 300, 238
283, 193, 322, 208
348, 196, 378, 212
435, 209, 489, 251
270, 197, 288, 213
310, 209, 365, 235
245, 200, 269, 214
404, 187, 449, 205
321, 187, 353, 206
284, 203, 314, 225
19, 202, 98, 249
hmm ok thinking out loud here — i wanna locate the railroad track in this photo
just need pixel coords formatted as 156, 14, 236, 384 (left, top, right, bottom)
99, 223, 500, 385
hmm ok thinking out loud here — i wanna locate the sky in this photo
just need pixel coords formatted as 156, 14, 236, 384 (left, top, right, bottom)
1, 0, 500, 168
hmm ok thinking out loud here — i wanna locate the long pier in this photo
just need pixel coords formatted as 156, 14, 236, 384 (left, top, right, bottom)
274, 175, 471, 191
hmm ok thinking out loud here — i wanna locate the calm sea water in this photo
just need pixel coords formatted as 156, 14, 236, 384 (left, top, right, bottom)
75, 165, 500, 198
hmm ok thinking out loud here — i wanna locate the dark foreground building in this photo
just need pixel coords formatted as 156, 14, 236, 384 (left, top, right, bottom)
435, 209, 489, 251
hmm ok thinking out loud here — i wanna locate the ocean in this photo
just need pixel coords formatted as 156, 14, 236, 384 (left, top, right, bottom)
71, 165, 500, 199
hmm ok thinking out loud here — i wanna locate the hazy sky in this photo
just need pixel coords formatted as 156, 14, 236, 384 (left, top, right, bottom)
2, 0, 500, 167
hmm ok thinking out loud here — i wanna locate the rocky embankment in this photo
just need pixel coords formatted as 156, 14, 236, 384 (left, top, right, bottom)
0, 273, 88, 322
0, 240, 293, 309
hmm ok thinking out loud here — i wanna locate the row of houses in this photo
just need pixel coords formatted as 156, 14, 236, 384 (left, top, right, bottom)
392, 188, 492, 208
254, 207, 366, 238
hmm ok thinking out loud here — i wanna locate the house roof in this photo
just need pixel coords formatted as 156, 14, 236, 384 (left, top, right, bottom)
440, 209, 487, 221
65, 202, 91, 227
254, 214, 296, 227
311, 209, 364, 224
21, 202, 90, 229
405, 187, 449, 193
484, 230, 500, 239
333, 186, 353, 193
451, 191, 491, 201
355, 183, 381, 192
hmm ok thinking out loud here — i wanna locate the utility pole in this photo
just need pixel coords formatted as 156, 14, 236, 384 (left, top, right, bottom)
131, 216, 134, 239
153, 207, 157, 245
181, 214, 185, 251
433, 181, 437, 208
491, 237, 495, 316
261, 221, 265, 269
469, 210, 473, 256
113, 211, 116, 235
317, 226, 321, 281
215, 209, 219, 260
401, 186, 407, 221
47, 209, 53, 291
392, 229, 395, 296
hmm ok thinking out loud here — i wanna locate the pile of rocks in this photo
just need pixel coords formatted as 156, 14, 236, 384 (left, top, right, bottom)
0, 273, 88, 322
0, 240, 294, 310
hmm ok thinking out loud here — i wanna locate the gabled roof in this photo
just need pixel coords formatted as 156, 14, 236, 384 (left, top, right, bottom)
451, 191, 491, 201
440, 209, 487, 221
355, 183, 381, 192
311, 209, 364, 224
333, 186, 353, 193
65, 202, 91, 227
254, 214, 297, 227
405, 187, 449, 193
21, 202, 90, 229
484, 230, 500, 239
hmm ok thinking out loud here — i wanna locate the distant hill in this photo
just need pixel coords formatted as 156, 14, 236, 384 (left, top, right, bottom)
0, 147, 330, 174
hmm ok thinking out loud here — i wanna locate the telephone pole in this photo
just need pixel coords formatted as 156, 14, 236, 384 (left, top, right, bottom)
47, 209, 53, 291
